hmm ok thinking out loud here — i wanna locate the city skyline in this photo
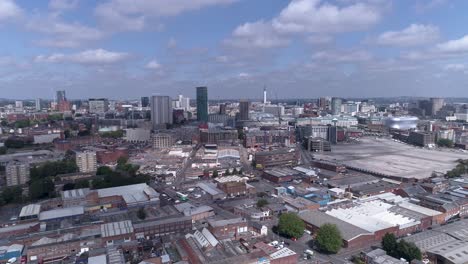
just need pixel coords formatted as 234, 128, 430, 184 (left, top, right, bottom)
1, 0, 468, 99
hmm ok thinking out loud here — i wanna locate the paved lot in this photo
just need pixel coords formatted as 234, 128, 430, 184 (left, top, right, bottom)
315, 137, 468, 179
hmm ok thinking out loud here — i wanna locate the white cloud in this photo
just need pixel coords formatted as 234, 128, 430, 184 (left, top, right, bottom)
226, 20, 289, 48
377, 24, 440, 46
35, 49, 129, 64
146, 60, 161, 69
49, 0, 78, 11
238, 72, 250, 78
436, 35, 468, 53
443, 64, 466, 72
312, 50, 372, 62
95, 0, 238, 32
272, 0, 381, 34
306, 35, 333, 44
27, 14, 104, 48
0, 0, 22, 22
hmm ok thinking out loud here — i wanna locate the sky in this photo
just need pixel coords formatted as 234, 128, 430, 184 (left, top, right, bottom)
1, 0, 468, 100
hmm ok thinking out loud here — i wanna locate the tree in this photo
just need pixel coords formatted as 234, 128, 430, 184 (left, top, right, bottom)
75, 179, 90, 189
0, 146, 6, 155
97, 166, 113, 176
382, 233, 398, 257
396, 240, 422, 262
5, 139, 25, 148
64, 130, 71, 139
29, 178, 55, 200
63, 183, 76, 191
382, 233, 422, 262
212, 170, 219, 178
437, 138, 454, 148
257, 199, 268, 208
1, 186, 24, 204
137, 207, 147, 220
315, 224, 343, 254
278, 213, 305, 239
232, 168, 239, 175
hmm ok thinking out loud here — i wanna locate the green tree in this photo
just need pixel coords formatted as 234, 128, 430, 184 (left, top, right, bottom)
278, 213, 305, 239
63, 183, 76, 191
257, 199, 268, 208
437, 138, 454, 148
232, 168, 239, 175
316, 224, 343, 254
75, 179, 90, 189
382, 233, 398, 257
1, 186, 24, 204
29, 178, 55, 200
5, 139, 25, 148
97, 166, 113, 176
0, 146, 7, 155
137, 207, 147, 220
212, 170, 219, 178
396, 240, 422, 262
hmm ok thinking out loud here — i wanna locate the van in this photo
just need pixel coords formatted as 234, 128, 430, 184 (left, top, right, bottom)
304, 229, 312, 235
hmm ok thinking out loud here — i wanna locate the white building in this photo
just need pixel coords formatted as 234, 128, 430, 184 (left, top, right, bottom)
76, 151, 97, 173
6, 162, 30, 186
125, 128, 151, 142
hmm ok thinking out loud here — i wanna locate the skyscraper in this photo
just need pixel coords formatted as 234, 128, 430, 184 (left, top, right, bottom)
76, 151, 97, 173
151, 95, 173, 130
219, 103, 226, 114
196, 86, 208, 122
263, 87, 267, 104
430, 97, 444, 116
56, 90, 66, 103
6, 162, 30, 186
239, 100, 250, 121
331, 97, 342, 115
35, 98, 41, 111
141, 96, 149, 107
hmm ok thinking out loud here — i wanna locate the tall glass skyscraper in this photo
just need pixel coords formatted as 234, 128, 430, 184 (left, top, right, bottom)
196, 86, 208, 122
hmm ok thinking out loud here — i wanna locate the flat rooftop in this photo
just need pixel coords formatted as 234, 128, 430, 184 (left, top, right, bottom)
315, 137, 468, 179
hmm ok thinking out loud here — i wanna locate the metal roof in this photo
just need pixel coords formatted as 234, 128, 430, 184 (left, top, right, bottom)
38, 206, 84, 221
19, 204, 41, 217
101, 220, 134, 238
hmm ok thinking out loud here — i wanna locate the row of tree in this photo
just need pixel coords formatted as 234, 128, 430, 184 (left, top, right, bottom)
382, 233, 422, 262
446, 159, 468, 178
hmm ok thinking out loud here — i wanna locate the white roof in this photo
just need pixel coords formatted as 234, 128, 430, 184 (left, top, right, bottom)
327, 199, 419, 233
101, 220, 134, 238
329, 188, 345, 194
269, 248, 297, 260
97, 183, 159, 205
62, 188, 90, 199
19, 204, 41, 217
398, 201, 442, 216
214, 175, 245, 183
202, 228, 219, 247
39, 206, 84, 221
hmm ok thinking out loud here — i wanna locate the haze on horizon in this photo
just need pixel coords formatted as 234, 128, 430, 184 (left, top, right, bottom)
1, 0, 468, 99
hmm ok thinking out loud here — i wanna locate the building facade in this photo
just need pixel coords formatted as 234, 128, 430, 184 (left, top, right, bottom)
196, 87, 208, 122
75, 151, 97, 173
151, 96, 173, 130
6, 162, 30, 186
88, 98, 109, 114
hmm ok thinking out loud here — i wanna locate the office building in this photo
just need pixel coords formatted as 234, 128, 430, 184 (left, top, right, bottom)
178, 94, 190, 111
35, 98, 41, 111
239, 100, 250, 121
331, 97, 342, 115
150, 96, 173, 130
76, 151, 97, 173
88, 98, 109, 114
125, 128, 151, 142
196, 86, 208, 122
152, 133, 175, 149
408, 131, 436, 147
141, 96, 149, 107
263, 87, 267, 104
6, 162, 30, 186
430, 98, 444, 116
254, 148, 300, 169
318, 97, 329, 109
56, 90, 66, 103
219, 103, 226, 115
263, 105, 285, 117
15, 101, 23, 112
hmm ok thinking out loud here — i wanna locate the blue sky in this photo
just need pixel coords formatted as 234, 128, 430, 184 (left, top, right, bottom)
1, 0, 468, 99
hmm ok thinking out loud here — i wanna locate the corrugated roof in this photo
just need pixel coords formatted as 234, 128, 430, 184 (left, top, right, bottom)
19, 204, 41, 218
101, 220, 134, 238
38, 206, 84, 221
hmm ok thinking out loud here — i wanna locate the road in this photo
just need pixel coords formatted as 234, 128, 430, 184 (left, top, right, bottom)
174, 144, 200, 188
